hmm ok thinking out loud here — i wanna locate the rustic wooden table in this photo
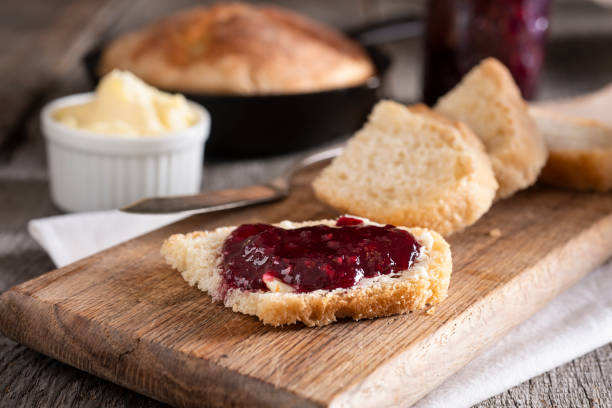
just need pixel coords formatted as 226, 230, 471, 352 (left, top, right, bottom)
1, 0, 611, 407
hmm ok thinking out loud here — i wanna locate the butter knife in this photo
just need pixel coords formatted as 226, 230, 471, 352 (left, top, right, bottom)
120, 145, 343, 214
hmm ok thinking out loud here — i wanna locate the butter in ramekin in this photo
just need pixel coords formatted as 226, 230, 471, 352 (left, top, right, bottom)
53, 70, 198, 137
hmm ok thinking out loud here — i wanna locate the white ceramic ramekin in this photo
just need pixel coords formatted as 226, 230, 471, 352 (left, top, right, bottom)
41, 93, 210, 212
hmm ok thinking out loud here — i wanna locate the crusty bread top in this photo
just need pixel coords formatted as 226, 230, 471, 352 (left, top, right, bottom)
312, 101, 497, 236
99, 3, 375, 95
435, 58, 548, 199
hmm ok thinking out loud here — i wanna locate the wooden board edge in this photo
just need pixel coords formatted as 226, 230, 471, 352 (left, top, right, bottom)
329, 212, 612, 408
0, 289, 324, 408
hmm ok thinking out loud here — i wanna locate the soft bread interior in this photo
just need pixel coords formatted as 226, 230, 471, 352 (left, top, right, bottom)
323, 103, 479, 206
312, 100, 497, 236
530, 107, 612, 150
533, 84, 612, 127
436, 60, 521, 157
435, 58, 547, 199
529, 105, 612, 192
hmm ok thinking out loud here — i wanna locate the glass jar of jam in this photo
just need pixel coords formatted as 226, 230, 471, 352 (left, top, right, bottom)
423, 0, 551, 105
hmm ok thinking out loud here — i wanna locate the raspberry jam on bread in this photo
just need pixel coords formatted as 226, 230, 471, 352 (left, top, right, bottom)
162, 216, 452, 326
219, 216, 421, 293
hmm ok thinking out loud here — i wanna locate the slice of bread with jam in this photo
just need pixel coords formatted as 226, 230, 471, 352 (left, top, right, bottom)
161, 216, 452, 327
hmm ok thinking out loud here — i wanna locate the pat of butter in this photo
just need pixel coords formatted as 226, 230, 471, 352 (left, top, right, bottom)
53, 70, 198, 137
262, 273, 296, 293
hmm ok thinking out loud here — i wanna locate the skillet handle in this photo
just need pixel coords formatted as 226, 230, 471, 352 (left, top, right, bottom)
347, 15, 423, 47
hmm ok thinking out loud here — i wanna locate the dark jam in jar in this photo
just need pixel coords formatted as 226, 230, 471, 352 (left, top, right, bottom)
219, 216, 421, 294
423, 0, 551, 104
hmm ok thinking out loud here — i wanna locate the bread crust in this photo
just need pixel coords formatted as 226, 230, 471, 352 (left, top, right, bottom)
99, 3, 374, 95
435, 58, 548, 199
311, 101, 498, 236
161, 218, 452, 327
530, 106, 612, 191
542, 149, 612, 192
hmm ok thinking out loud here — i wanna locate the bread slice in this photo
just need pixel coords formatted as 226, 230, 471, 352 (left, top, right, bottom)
435, 58, 548, 199
534, 84, 612, 126
311, 100, 498, 236
530, 105, 612, 191
161, 217, 452, 327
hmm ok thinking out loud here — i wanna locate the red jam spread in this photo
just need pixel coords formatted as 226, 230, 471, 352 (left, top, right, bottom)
219, 216, 421, 294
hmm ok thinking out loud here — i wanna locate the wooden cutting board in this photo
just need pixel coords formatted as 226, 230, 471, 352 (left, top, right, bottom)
2, 163, 612, 408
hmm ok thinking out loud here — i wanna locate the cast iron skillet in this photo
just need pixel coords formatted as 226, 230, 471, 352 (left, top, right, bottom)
83, 16, 422, 157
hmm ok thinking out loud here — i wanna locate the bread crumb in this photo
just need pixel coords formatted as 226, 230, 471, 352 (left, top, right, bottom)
425, 306, 437, 315
489, 228, 502, 238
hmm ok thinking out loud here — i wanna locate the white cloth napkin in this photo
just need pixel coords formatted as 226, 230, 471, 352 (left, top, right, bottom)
28, 211, 612, 408
29, 211, 189, 267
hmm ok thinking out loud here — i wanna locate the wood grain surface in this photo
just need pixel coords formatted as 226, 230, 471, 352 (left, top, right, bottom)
1, 163, 612, 408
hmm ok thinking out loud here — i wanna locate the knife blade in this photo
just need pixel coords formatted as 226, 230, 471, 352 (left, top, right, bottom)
120, 144, 343, 214
120, 183, 287, 214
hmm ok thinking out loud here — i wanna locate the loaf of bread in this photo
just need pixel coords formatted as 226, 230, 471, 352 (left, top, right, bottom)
435, 58, 547, 199
530, 86, 612, 191
312, 100, 498, 236
99, 3, 375, 95
161, 217, 452, 327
